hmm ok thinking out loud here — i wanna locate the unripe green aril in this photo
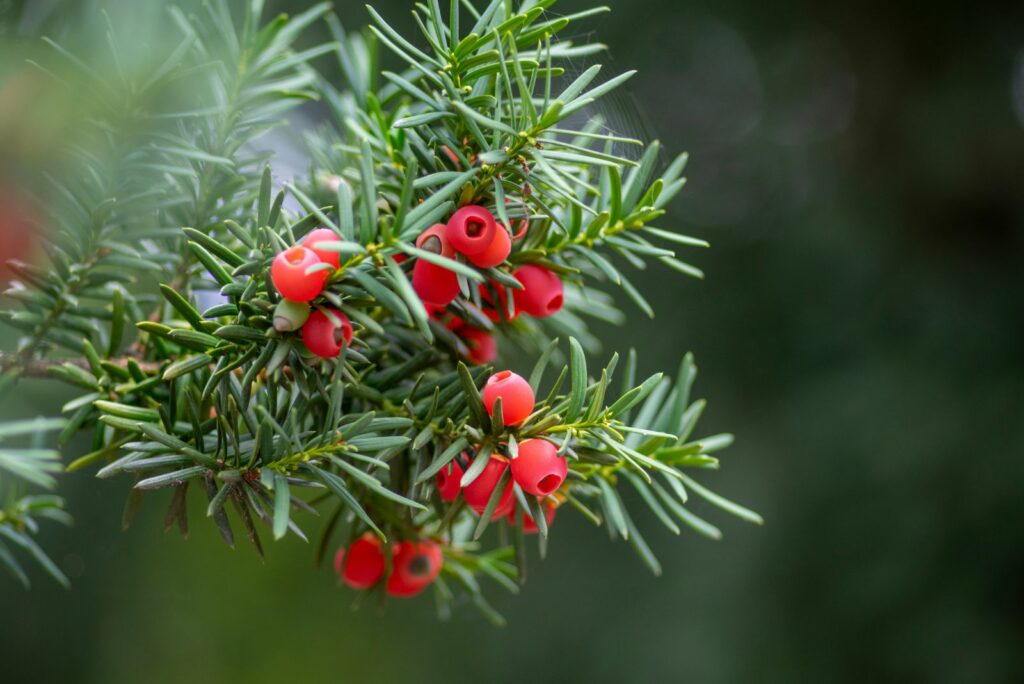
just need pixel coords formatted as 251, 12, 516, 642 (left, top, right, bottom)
273, 299, 311, 332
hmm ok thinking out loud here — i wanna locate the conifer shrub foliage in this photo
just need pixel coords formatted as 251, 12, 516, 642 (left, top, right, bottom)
0, 0, 762, 621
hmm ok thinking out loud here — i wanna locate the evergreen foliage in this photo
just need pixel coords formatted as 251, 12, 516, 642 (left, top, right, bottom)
0, 0, 760, 621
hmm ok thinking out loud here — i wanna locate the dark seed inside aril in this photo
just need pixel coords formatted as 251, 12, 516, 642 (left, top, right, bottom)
409, 554, 430, 577
422, 235, 442, 254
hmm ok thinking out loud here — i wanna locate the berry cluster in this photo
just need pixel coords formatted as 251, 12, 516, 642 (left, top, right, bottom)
273, 216, 569, 601
438, 370, 567, 528
334, 369, 565, 600
270, 228, 353, 358
334, 534, 443, 598
270, 206, 567, 367
409, 204, 566, 364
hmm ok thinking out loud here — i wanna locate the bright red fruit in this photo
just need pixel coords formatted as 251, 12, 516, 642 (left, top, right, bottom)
386, 540, 443, 598
412, 259, 460, 308
444, 315, 466, 331
512, 219, 530, 240
301, 308, 353, 358
511, 438, 567, 496
338, 533, 386, 589
436, 456, 467, 502
462, 455, 514, 518
482, 370, 535, 426
512, 264, 564, 317
425, 303, 450, 319
447, 205, 497, 256
302, 228, 342, 269
412, 223, 460, 307
459, 326, 497, 365
415, 223, 455, 258
479, 281, 518, 321
271, 246, 328, 302
467, 225, 511, 268
509, 500, 558, 534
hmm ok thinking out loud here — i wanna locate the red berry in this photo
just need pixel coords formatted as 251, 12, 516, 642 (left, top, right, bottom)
412, 223, 460, 307
447, 205, 497, 256
467, 225, 511, 268
511, 438, 567, 496
512, 264, 564, 317
482, 370, 535, 426
386, 540, 443, 598
301, 308, 353, 358
492, 491, 515, 518
509, 500, 558, 534
339, 533, 386, 590
425, 303, 450, 319
458, 326, 497, 365
412, 259, 460, 308
479, 281, 519, 321
415, 223, 456, 258
436, 456, 466, 502
462, 455, 514, 518
523, 504, 557, 534
512, 219, 530, 240
271, 246, 328, 302
302, 228, 342, 269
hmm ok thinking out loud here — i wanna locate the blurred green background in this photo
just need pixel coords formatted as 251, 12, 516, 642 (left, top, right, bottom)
2, 0, 1023, 681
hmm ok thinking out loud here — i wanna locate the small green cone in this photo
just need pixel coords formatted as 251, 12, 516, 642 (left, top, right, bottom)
273, 299, 310, 332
